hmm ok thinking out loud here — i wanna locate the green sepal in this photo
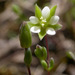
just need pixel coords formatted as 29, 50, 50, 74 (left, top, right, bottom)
42, 47, 47, 60
27, 21, 40, 28
12, 4, 22, 15
49, 24, 62, 30
47, 5, 57, 21
38, 27, 46, 40
54, 24, 62, 30
27, 21, 35, 28
66, 51, 75, 60
38, 33, 46, 40
19, 22, 32, 48
48, 58, 54, 71
35, 4, 42, 19
34, 45, 47, 60
41, 60, 48, 70
24, 48, 32, 67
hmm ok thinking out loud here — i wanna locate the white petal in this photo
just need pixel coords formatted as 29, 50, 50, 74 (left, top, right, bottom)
42, 6, 50, 19
46, 28, 56, 35
50, 16, 59, 25
30, 26, 40, 33
29, 16, 39, 24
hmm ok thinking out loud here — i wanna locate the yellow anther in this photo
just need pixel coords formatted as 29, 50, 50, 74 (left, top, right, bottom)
42, 19, 46, 22
40, 17, 43, 20
42, 23, 44, 26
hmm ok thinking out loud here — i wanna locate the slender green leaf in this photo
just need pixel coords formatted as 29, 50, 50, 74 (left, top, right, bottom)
12, 4, 21, 15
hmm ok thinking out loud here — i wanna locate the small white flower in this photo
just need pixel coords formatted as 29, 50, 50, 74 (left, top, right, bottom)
30, 26, 40, 33
46, 28, 56, 35
42, 6, 50, 19
28, 5, 62, 40
50, 16, 59, 25
29, 16, 39, 24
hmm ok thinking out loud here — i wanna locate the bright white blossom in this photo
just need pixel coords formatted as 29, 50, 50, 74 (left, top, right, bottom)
46, 28, 56, 35
30, 26, 40, 33
29, 16, 39, 24
42, 6, 50, 19
50, 16, 59, 25
28, 5, 62, 40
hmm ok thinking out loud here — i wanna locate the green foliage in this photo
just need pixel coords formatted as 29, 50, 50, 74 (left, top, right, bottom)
71, 7, 75, 19
35, 4, 42, 19
38, 27, 46, 40
66, 51, 75, 60
35, 45, 54, 71
12, 4, 22, 15
27, 21, 38, 28
47, 5, 57, 21
69, 0, 75, 4
47, 58, 54, 71
41, 60, 48, 70
24, 48, 32, 67
49, 24, 62, 30
19, 22, 32, 48
34, 45, 47, 60
49, 58, 54, 70
12, 4, 26, 20
64, 6, 75, 30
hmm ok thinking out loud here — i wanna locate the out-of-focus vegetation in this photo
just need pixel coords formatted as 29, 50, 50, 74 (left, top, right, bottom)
0, 0, 75, 75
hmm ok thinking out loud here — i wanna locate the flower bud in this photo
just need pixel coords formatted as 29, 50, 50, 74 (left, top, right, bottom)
24, 48, 32, 67
41, 60, 48, 70
48, 57, 54, 71
34, 45, 47, 60
19, 22, 32, 48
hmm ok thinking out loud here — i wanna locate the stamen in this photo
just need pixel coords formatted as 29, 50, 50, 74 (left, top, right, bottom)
42, 23, 44, 26
40, 17, 43, 20
42, 19, 46, 22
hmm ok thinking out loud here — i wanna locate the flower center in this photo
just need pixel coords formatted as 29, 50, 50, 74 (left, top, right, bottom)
40, 17, 46, 27
41, 23, 44, 26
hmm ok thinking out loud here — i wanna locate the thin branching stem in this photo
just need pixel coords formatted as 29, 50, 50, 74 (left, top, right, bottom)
25, 48, 31, 75
45, 35, 50, 75
27, 67, 31, 75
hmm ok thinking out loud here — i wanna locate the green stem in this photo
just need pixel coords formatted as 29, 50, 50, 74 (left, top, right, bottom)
25, 48, 31, 75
